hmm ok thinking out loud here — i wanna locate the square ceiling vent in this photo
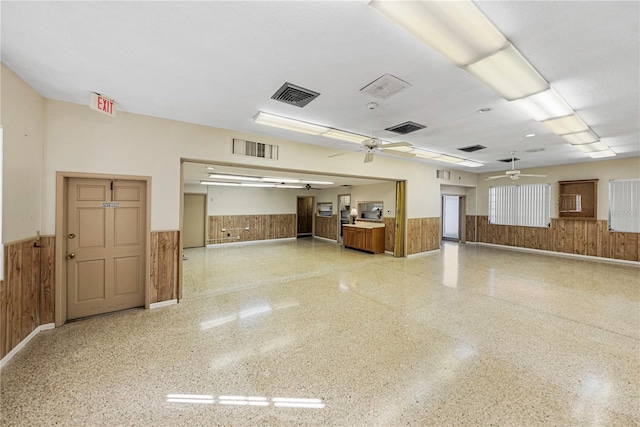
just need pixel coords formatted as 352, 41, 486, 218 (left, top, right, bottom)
271, 82, 320, 108
360, 74, 411, 100
457, 144, 486, 153
385, 121, 426, 135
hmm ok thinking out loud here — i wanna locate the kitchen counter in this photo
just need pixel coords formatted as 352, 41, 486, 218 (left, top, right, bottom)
343, 222, 385, 229
343, 223, 385, 253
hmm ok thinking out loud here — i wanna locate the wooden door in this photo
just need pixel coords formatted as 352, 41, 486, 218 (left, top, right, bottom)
297, 196, 313, 236
66, 178, 146, 320
183, 194, 206, 248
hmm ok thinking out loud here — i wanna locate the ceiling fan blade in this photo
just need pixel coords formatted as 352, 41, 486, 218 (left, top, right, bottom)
380, 141, 412, 149
364, 152, 375, 163
485, 175, 509, 181
519, 174, 548, 177
380, 149, 416, 158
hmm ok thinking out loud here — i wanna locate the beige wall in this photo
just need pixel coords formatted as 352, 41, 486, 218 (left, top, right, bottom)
41, 99, 479, 235
476, 157, 640, 219
1, 64, 45, 243
207, 186, 297, 216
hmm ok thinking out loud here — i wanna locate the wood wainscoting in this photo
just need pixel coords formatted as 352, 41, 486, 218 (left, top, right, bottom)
315, 215, 337, 240
384, 217, 396, 253
406, 217, 441, 255
207, 214, 296, 245
466, 216, 639, 262
150, 231, 181, 303
1, 236, 55, 360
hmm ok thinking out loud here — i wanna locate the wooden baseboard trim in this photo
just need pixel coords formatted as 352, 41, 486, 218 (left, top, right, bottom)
475, 242, 640, 266
0, 323, 55, 369
149, 299, 178, 309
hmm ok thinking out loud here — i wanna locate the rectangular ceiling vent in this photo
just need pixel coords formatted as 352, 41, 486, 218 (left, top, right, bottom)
232, 138, 278, 160
497, 157, 520, 163
385, 121, 426, 135
271, 82, 320, 108
457, 144, 486, 153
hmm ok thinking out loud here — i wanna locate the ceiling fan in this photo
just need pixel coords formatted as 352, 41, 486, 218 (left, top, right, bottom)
329, 102, 416, 163
304, 183, 322, 190
485, 152, 547, 181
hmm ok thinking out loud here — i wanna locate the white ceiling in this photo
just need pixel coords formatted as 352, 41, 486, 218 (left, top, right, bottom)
2, 1, 639, 175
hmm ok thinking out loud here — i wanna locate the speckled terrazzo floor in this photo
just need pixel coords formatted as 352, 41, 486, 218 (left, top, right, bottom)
1, 239, 639, 426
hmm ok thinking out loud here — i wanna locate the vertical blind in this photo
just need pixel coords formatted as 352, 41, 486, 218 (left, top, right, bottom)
609, 179, 640, 232
489, 184, 551, 227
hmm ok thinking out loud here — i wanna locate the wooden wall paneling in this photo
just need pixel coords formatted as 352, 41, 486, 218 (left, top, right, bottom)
0, 279, 5, 359
428, 217, 440, 251
623, 233, 638, 261
150, 233, 159, 303
21, 241, 38, 342
465, 216, 476, 243
573, 220, 587, 255
384, 217, 396, 252
585, 221, 598, 256
39, 237, 55, 324
7, 244, 22, 352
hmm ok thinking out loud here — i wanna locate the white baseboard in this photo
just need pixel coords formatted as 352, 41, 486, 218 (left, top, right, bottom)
0, 323, 55, 369
206, 237, 296, 248
407, 248, 441, 258
149, 299, 178, 309
313, 236, 338, 243
474, 242, 640, 266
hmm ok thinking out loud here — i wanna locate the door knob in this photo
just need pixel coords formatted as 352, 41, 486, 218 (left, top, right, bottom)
66, 253, 75, 260
67, 233, 76, 239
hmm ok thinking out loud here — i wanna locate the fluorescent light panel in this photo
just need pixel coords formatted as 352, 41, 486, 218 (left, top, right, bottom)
573, 141, 610, 153
510, 88, 574, 121
262, 177, 301, 183
254, 112, 328, 135
458, 160, 483, 167
465, 45, 549, 101
541, 114, 589, 135
588, 149, 616, 158
322, 129, 367, 144
369, 0, 508, 66
303, 180, 334, 185
209, 174, 261, 181
562, 130, 600, 145
200, 181, 239, 187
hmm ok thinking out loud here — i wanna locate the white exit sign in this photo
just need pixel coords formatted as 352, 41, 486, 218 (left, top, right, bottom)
90, 92, 116, 117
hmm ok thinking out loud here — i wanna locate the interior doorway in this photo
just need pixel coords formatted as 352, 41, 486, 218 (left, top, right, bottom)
442, 195, 465, 242
337, 194, 351, 243
183, 193, 206, 248
65, 178, 147, 320
297, 196, 314, 237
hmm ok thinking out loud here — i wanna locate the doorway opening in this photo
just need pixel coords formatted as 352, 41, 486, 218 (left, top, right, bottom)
442, 195, 465, 243
297, 196, 314, 237
183, 193, 206, 248
337, 194, 351, 243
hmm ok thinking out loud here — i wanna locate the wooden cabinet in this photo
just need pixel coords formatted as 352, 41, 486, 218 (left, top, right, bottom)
343, 225, 385, 254
558, 179, 598, 220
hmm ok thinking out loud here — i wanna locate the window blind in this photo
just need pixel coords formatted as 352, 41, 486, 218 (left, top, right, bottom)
489, 183, 551, 227
609, 179, 640, 232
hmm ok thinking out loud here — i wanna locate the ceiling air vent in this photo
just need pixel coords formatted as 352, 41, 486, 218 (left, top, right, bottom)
271, 82, 320, 108
497, 157, 520, 163
457, 144, 486, 153
232, 138, 278, 160
385, 121, 426, 135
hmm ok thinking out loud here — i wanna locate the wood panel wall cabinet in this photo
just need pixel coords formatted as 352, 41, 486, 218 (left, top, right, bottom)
558, 179, 598, 220
343, 224, 385, 254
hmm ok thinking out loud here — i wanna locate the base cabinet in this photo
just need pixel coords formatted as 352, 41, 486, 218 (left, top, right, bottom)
343, 226, 385, 254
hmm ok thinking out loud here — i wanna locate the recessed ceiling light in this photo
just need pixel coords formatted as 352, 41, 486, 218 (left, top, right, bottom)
477, 107, 493, 114
206, 166, 216, 170
524, 133, 536, 138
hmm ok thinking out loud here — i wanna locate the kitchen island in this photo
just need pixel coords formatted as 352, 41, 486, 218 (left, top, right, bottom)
342, 222, 385, 254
